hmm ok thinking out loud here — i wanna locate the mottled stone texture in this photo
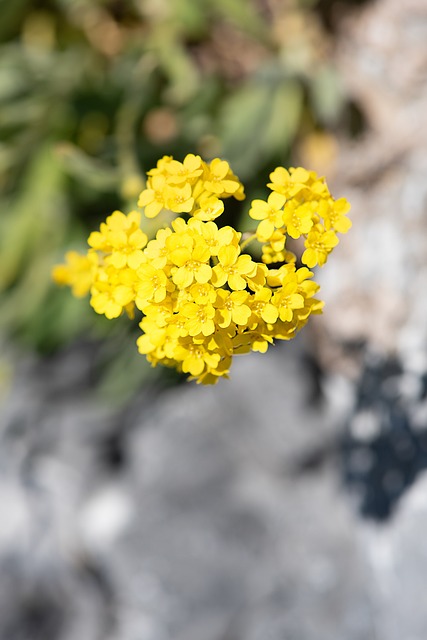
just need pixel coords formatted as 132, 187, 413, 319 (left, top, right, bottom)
317, 0, 427, 378
1, 337, 427, 640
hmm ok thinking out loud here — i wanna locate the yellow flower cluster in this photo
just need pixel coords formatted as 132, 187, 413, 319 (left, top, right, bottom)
137, 154, 244, 220
53, 155, 350, 384
249, 166, 351, 267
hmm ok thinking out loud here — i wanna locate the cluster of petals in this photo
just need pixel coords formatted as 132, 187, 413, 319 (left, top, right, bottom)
53, 156, 350, 384
137, 154, 244, 221
249, 166, 351, 267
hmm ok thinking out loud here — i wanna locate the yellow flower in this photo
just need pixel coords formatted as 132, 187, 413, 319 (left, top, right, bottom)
90, 265, 136, 319
212, 245, 257, 291
215, 290, 252, 328
172, 242, 212, 289
136, 263, 174, 308
52, 250, 96, 298
181, 301, 216, 336
268, 166, 305, 195
137, 174, 168, 218
232, 330, 273, 354
261, 232, 296, 266
321, 197, 352, 234
165, 226, 194, 267
141, 302, 174, 327
163, 153, 204, 185
196, 360, 232, 385
282, 201, 314, 240
88, 210, 148, 271
202, 158, 243, 197
192, 195, 224, 222
189, 282, 217, 305
271, 276, 305, 323
164, 183, 194, 214
248, 287, 279, 325
245, 262, 267, 292
301, 224, 339, 267
146, 155, 174, 177
268, 166, 317, 198
54, 154, 350, 384
174, 337, 221, 377
138, 322, 179, 362
188, 219, 240, 256
249, 192, 287, 242
88, 210, 132, 249
144, 227, 173, 269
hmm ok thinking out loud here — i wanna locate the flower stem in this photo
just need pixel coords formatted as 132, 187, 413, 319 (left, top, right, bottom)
240, 233, 257, 252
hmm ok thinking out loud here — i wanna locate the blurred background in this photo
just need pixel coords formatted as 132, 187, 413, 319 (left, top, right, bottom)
1, 0, 427, 638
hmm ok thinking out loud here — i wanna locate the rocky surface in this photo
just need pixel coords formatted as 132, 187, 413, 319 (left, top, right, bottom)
1, 336, 427, 640
317, 0, 427, 380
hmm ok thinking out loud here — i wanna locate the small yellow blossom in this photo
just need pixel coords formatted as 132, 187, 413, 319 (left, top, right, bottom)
137, 174, 168, 218
271, 280, 305, 323
203, 158, 241, 196
174, 337, 221, 377
189, 282, 217, 305
215, 290, 252, 328
52, 250, 96, 297
163, 154, 204, 185
188, 219, 240, 256
171, 242, 212, 289
248, 287, 279, 325
88, 210, 148, 268
321, 197, 352, 234
212, 245, 257, 291
192, 196, 224, 222
164, 183, 194, 214
282, 201, 314, 239
301, 224, 339, 267
165, 227, 194, 267
181, 301, 216, 337
269, 166, 318, 198
249, 192, 287, 242
144, 227, 173, 269
135, 263, 174, 308
91, 265, 135, 319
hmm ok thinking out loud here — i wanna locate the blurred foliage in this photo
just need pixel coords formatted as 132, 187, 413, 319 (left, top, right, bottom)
0, 0, 354, 396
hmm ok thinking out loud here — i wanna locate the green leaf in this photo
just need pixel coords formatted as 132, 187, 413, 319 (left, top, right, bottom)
148, 24, 201, 105
211, 0, 269, 42
55, 143, 119, 190
262, 80, 303, 156
0, 0, 30, 41
218, 82, 272, 176
309, 65, 344, 125
0, 144, 68, 291
218, 78, 302, 178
